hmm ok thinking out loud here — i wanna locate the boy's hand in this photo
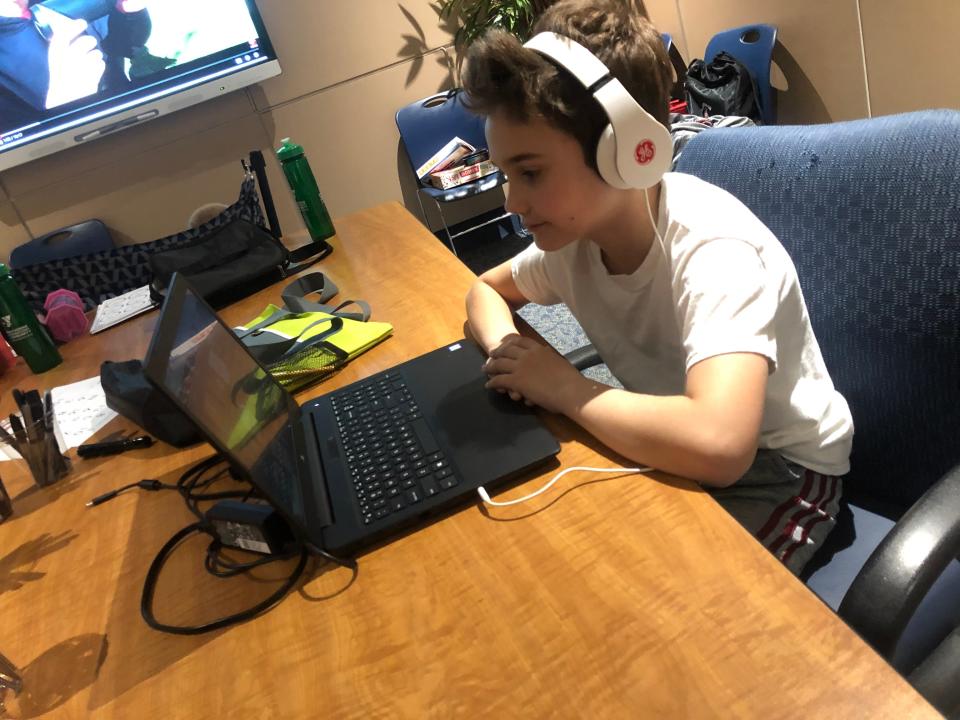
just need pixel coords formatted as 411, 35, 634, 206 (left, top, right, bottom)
43, 12, 104, 109
482, 333, 526, 403
483, 335, 583, 413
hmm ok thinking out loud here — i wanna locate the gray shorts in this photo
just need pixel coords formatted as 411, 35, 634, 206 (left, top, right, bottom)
707, 450, 843, 576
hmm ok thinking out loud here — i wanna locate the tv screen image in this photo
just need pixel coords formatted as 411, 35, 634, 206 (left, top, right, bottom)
0, 0, 279, 169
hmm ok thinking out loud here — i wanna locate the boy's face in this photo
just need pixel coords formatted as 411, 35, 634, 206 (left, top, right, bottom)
486, 110, 622, 252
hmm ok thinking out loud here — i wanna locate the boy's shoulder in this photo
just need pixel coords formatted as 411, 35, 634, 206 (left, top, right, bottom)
661, 171, 750, 214
661, 172, 776, 247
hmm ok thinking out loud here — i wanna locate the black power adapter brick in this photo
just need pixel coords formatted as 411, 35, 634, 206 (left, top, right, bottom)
205, 500, 295, 555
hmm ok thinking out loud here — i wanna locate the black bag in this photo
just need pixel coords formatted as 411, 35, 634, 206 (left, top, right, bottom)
147, 152, 334, 309
9, 172, 269, 314
100, 360, 203, 447
684, 51, 762, 122
148, 217, 289, 309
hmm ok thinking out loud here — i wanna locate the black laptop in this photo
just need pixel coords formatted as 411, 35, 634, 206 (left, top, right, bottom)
143, 274, 560, 555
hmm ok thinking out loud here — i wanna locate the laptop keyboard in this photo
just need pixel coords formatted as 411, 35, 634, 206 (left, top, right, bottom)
329, 371, 458, 525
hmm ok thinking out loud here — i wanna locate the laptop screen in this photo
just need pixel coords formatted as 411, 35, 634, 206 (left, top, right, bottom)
145, 279, 307, 523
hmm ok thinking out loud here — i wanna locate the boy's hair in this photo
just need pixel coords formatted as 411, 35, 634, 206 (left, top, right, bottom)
462, 0, 672, 175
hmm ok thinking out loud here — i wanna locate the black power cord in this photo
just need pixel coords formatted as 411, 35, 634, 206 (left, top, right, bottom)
86, 454, 358, 634
140, 522, 310, 635
86, 478, 178, 507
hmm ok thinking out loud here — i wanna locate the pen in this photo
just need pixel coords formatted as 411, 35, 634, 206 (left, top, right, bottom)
77, 436, 154, 458
20, 401, 40, 443
8, 414, 26, 445
43, 391, 54, 432
0, 421, 18, 451
24, 390, 43, 422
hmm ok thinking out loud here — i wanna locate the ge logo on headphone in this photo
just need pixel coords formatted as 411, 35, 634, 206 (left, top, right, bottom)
635, 140, 656, 165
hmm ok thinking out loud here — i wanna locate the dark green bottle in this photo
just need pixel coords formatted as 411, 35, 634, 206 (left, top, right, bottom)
0, 263, 62, 374
276, 138, 336, 244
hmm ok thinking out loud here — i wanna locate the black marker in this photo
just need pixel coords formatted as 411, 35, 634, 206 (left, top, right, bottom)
77, 436, 154, 458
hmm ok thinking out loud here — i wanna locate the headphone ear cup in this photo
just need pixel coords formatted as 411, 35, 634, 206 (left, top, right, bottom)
618, 119, 672, 189
595, 125, 631, 189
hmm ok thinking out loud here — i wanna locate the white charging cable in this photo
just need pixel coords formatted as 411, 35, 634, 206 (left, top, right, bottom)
478, 465, 653, 507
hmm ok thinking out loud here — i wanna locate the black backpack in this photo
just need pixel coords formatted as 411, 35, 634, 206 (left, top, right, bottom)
684, 51, 762, 122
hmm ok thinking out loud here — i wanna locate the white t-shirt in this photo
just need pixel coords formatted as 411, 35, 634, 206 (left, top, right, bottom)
511, 172, 853, 476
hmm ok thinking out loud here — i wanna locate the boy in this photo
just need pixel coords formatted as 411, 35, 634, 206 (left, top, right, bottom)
462, 0, 853, 576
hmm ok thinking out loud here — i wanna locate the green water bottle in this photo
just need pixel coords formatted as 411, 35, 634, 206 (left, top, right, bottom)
0, 263, 62, 374
276, 138, 336, 245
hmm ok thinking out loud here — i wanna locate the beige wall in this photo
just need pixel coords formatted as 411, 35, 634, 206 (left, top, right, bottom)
859, 0, 960, 117
1, 0, 957, 263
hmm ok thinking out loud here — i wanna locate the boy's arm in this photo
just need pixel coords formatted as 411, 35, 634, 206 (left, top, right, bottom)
465, 259, 530, 355
483, 340, 768, 487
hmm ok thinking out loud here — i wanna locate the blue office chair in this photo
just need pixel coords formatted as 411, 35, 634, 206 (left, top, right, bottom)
704, 24, 777, 125
396, 89, 511, 255
9, 219, 115, 269
563, 110, 960, 715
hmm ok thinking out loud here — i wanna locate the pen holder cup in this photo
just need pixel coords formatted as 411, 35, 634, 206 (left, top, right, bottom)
0, 648, 22, 716
2, 421, 70, 488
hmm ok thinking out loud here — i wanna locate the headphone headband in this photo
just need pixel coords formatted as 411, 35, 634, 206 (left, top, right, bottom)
524, 32, 610, 88
523, 31, 671, 189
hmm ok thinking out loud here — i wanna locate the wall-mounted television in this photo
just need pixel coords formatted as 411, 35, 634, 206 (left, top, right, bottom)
0, 0, 279, 171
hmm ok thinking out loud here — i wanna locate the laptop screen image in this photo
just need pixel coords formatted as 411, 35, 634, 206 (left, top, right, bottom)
145, 279, 310, 525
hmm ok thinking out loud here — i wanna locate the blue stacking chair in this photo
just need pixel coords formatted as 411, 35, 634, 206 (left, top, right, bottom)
395, 89, 510, 255
704, 24, 777, 125
9, 219, 115, 269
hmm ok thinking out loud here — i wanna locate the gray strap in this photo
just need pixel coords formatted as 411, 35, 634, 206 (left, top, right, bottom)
281, 273, 339, 313
326, 299, 371, 322
280, 272, 371, 321
235, 308, 296, 340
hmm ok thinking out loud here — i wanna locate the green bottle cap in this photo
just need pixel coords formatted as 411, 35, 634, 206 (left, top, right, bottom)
0, 263, 9, 278
276, 137, 304, 161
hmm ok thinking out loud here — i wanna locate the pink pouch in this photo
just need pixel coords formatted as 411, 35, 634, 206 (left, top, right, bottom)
44, 289, 89, 342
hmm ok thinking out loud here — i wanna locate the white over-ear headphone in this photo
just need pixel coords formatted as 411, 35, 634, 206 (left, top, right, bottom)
523, 32, 672, 190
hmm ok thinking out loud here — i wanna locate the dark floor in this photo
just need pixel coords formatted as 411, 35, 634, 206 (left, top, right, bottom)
431, 208, 530, 275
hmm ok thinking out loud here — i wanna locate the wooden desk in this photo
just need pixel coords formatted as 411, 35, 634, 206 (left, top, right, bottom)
0, 203, 937, 718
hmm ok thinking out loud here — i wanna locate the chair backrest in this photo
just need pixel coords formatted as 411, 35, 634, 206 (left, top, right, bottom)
662, 33, 687, 102
674, 110, 960, 513
704, 24, 777, 125
395, 89, 488, 183
9, 219, 115, 269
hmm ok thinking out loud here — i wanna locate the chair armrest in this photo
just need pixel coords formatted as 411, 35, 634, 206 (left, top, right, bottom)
909, 624, 960, 717
838, 462, 960, 658
563, 344, 602, 371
